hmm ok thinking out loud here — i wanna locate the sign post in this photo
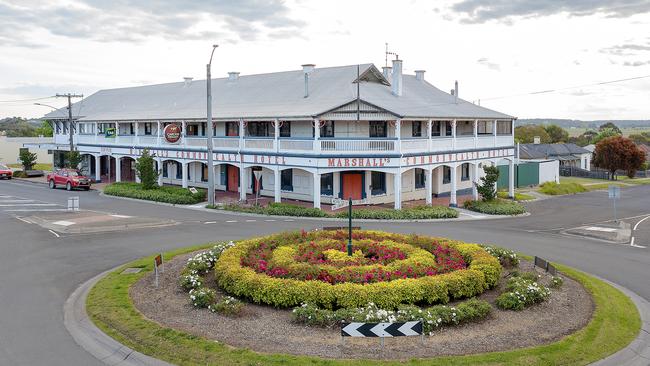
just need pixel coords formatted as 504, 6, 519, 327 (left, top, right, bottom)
347, 197, 352, 256
608, 185, 620, 222
154, 253, 163, 288
67, 196, 79, 212
253, 170, 263, 207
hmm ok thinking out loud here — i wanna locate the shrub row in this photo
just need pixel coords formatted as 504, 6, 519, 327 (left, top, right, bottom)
214, 231, 502, 309
539, 182, 587, 195
335, 205, 459, 220
463, 199, 527, 215
104, 182, 205, 204
495, 276, 551, 311
218, 202, 328, 217
292, 298, 491, 335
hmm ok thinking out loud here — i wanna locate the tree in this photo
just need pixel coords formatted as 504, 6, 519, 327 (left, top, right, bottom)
514, 125, 551, 144
65, 151, 83, 169
34, 121, 53, 137
544, 124, 569, 143
592, 136, 645, 179
477, 165, 499, 201
599, 122, 622, 135
592, 128, 621, 144
628, 133, 649, 145
135, 148, 160, 190
19, 149, 37, 171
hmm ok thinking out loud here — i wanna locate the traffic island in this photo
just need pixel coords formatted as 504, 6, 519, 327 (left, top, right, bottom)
86, 231, 641, 365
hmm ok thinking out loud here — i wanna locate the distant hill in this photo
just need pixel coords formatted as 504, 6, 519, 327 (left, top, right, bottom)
517, 119, 650, 129
0, 117, 46, 137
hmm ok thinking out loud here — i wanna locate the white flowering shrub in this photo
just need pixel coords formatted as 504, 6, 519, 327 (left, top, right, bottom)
496, 277, 551, 311
480, 245, 519, 267
189, 287, 216, 308
185, 241, 235, 274
179, 271, 203, 291
292, 298, 491, 334
208, 296, 244, 316
550, 276, 564, 289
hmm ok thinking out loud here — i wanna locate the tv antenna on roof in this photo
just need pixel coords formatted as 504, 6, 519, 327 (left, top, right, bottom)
385, 43, 399, 67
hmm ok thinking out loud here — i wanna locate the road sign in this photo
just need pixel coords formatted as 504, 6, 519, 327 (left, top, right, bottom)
608, 185, 620, 199
341, 321, 423, 337
331, 198, 368, 210
154, 253, 163, 288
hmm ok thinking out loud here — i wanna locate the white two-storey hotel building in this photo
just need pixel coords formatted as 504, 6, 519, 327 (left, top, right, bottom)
40, 60, 516, 209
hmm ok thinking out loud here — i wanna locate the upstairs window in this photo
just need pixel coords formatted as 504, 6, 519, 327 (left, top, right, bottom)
369, 121, 387, 138
412, 121, 422, 137
445, 121, 453, 136
247, 122, 272, 137
226, 122, 239, 136
497, 120, 513, 135
144, 123, 152, 135
280, 121, 291, 137
431, 121, 441, 137
319, 121, 335, 138
415, 168, 426, 189
281, 169, 293, 191
477, 121, 493, 135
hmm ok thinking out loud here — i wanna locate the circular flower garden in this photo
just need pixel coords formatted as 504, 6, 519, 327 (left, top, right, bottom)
214, 230, 502, 309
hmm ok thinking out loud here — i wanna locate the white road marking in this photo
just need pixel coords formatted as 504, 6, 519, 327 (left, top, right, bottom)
48, 229, 60, 238
204, 221, 217, 224
14, 217, 31, 224
459, 212, 487, 219
630, 237, 648, 249
284, 219, 295, 222
110, 214, 132, 218
225, 220, 237, 223
0, 200, 37, 203
0, 203, 58, 207
3, 208, 69, 212
264, 219, 276, 222
245, 219, 256, 222
52, 220, 75, 226
633, 215, 650, 231
584, 226, 617, 232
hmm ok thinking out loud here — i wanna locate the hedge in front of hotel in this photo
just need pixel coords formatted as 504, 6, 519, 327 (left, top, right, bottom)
219, 202, 328, 217
335, 205, 458, 220
463, 199, 526, 215
103, 182, 205, 204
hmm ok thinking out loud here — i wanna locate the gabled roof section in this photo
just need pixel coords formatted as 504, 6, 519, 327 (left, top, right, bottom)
318, 98, 400, 121
353, 65, 390, 86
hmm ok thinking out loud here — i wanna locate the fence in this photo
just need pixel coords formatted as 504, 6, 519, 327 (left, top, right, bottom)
559, 166, 610, 180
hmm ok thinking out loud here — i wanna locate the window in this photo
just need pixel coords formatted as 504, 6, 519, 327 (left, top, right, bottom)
443, 166, 451, 184
220, 165, 227, 185
62, 121, 68, 134
320, 173, 333, 196
319, 121, 334, 138
371, 172, 386, 195
144, 123, 152, 135
415, 168, 426, 189
457, 121, 473, 136
162, 162, 168, 178
226, 122, 239, 136
247, 122, 272, 137
187, 124, 199, 136
497, 120, 513, 135
175, 162, 182, 179
477, 121, 493, 135
431, 121, 441, 137
369, 121, 387, 138
461, 163, 470, 181
281, 169, 293, 191
280, 121, 291, 137
201, 163, 208, 182
412, 121, 422, 137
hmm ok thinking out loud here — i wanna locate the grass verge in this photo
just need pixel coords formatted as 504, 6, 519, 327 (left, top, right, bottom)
539, 182, 588, 195
7, 163, 52, 171
497, 191, 535, 201
103, 182, 205, 204
87, 245, 640, 366
463, 199, 527, 215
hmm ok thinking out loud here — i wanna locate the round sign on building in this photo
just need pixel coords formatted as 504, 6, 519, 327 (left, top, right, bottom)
163, 124, 181, 144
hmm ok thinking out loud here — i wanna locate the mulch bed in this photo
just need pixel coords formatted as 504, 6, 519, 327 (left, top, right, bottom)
130, 252, 594, 360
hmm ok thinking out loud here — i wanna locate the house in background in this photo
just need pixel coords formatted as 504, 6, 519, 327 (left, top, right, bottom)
519, 143, 592, 171
636, 144, 650, 162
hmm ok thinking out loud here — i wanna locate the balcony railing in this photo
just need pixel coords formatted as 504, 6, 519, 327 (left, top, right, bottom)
66, 133, 513, 154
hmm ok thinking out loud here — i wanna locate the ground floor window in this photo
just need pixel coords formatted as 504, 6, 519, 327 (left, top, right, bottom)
320, 173, 333, 196
371, 171, 386, 195
175, 162, 182, 179
461, 163, 470, 181
162, 162, 168, 178
201, 163, 208, 182
415, 168, 426, 189
281, 169, 293, 191
220, 165, 227, 185
443, 166, 451, 184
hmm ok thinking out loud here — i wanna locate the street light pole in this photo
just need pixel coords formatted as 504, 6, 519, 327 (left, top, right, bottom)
206, 44, 219, 206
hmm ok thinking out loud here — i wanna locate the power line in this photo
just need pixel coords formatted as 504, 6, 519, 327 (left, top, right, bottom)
0, 96, 56, 103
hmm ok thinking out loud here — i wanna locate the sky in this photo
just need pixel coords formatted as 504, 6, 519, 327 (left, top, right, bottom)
1, 0, 649, 121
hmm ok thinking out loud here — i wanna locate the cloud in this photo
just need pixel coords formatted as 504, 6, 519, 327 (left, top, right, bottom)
450, 0, 650, 23
0, 0, 305, 47
623, 60, 650, 66
477, 57, 500, 71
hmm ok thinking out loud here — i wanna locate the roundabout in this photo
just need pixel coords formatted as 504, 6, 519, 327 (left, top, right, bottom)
82, 230, 640, 365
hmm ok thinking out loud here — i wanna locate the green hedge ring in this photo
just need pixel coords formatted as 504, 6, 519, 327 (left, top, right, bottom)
215, 230, 502, 309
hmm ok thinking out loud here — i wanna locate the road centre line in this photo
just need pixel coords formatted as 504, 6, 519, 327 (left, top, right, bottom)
225, 220, 237, 223
204, 221, 217, 224
0, 203, 58, 207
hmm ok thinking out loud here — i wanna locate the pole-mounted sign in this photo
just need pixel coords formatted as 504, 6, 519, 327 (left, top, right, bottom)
154, 253, 164, 288
608, 185, 620, 221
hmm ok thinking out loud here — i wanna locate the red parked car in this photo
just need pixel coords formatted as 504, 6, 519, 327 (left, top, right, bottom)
0, 163, 12, 180
47, 169, 91, 191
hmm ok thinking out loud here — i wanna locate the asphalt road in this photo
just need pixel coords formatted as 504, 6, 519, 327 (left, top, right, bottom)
0, 179, 648, 366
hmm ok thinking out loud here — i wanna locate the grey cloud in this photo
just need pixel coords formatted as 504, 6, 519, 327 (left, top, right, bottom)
450, 0, 650, 23
477, 57, 500, 71
623, 60, 650, 66
0, 0, 305, 47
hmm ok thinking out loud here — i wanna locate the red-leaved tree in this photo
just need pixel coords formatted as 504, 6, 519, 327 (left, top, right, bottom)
592, 136, 645, 179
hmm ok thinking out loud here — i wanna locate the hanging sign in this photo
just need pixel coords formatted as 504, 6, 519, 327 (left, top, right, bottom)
105, 128, 116, 138
164, 124, 181, 144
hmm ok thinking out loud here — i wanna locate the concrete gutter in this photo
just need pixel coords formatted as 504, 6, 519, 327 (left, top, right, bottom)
66, 265, 649, 366
63, 266, 174, 366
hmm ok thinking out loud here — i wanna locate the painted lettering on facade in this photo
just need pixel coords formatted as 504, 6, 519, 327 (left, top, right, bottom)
327, 157, 390, 168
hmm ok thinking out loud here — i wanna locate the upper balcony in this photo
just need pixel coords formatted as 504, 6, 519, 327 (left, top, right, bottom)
55, 119, 514, 156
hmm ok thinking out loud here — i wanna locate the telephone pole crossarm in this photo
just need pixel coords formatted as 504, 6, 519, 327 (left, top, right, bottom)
55, 93, 83, 152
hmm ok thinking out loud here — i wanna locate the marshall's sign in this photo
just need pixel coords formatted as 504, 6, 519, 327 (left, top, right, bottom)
163, 124, 181, 144
327, 157, 390, 168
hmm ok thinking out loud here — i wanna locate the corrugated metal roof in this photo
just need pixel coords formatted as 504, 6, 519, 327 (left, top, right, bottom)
44, 63, 513, 122
519, 143, 590, 160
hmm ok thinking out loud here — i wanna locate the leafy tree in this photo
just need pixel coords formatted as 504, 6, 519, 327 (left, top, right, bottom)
599, 122, 622, 135
514, 125, 551, 144
543, 124, 569, 143
19, 149, 37, 171
477, 165, 499, 201
593, 136, 645, 179
34, 121, 53, 137
65, 150, 83, 169
592, 128, 621, 144
135, 148, 160, 190
628, 133, 649, 145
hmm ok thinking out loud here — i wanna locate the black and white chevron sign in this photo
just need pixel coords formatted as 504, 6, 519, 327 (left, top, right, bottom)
341, 321, 423, 337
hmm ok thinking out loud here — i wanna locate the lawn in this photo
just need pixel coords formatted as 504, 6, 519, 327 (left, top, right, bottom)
497, 191, 535, 201
7, 163, 53, 171
539, 182, 587, 195
86, 246, 641, 366
104, 182, 206, 204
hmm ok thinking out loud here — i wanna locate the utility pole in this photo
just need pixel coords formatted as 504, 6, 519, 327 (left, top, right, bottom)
56, 93, 83, 153
206, 45, 219, 206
